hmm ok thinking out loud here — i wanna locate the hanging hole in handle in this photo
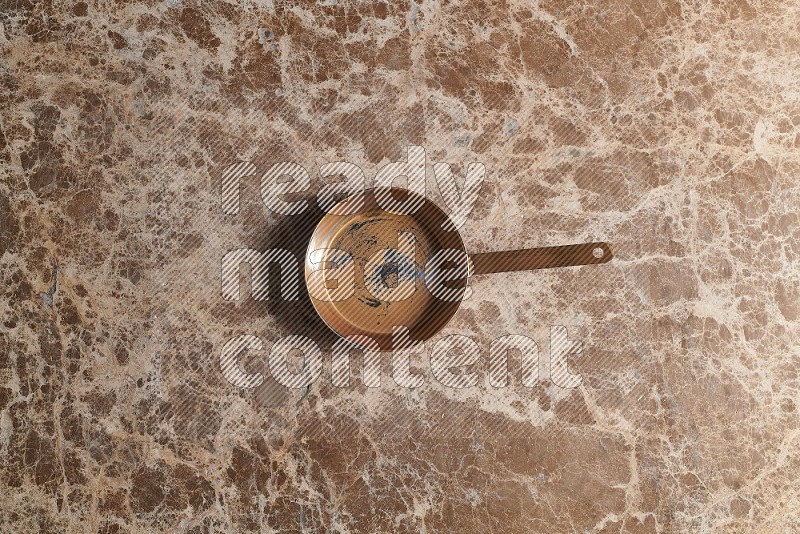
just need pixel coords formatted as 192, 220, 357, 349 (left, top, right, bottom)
592, 247, 604, 259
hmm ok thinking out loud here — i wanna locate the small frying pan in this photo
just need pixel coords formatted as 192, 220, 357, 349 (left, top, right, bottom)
305, 187, 612, 350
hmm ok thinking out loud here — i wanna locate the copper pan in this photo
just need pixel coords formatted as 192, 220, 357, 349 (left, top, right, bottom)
305, 188, 612, 350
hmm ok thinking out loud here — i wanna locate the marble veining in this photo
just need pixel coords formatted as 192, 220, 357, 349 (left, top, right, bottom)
1, 0, 799, 532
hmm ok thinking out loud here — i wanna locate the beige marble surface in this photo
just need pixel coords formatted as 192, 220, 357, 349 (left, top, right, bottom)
1, 0, 799, 532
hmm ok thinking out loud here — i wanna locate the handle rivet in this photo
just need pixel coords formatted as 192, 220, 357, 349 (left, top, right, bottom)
592, 247, 604, 259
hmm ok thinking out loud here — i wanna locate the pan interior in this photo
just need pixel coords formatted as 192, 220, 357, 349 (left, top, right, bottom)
305, 189, 466, 350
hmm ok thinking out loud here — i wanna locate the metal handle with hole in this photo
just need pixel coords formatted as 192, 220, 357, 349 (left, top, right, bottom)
469, 242, 613, 276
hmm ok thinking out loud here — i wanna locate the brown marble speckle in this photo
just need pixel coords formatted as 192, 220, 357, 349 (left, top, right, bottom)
2, 0, 800, 532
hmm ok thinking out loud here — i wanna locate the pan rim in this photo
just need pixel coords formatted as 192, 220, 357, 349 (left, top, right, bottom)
304, 186, 468, 351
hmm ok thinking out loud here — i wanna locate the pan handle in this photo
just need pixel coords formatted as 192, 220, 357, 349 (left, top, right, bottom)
469, 242, 613, 276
